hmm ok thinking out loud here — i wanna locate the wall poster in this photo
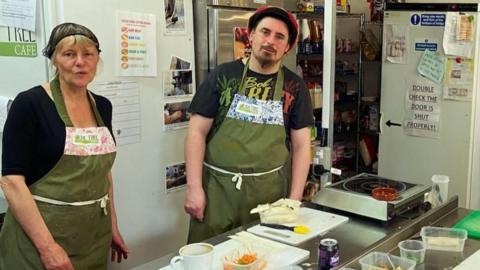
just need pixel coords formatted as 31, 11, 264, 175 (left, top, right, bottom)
443, 57, 474, 101
163, 69, 193, 97
165, 162, 186, 192
0, 26, 37, 57
92, 81, 141, 146
116, 11, 157, 77
169, 55, 191, 70
233, 27, 251, 60
164, 0, 186, 35
443, 13, 475, 58
0, 0, 35, 31
163, 100, 191, 131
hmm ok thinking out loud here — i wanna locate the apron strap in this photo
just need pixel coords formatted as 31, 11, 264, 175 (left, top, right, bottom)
203, 162, 283, 190
50, 76, 106, 127
32, 194, 110, 215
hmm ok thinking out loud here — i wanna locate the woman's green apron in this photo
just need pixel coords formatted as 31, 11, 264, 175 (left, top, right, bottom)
0, 77, 116, 269
188, 60, 289, 243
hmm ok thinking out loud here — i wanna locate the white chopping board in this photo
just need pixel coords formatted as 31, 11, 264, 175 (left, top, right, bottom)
453, 249, 480, 269
158, 233, 309, 270
247, 207, 349, 246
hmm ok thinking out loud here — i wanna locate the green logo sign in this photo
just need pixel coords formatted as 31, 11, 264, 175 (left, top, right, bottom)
0, 42, 37, 57
237, 102, 260, 116
74, 134, 99, 145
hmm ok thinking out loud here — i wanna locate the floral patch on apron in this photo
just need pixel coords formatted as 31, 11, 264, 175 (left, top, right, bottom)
64, 127, 116, 156
226, 94, 284, 126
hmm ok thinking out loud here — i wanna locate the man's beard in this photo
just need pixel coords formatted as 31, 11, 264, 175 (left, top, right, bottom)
254, 45, 281, 68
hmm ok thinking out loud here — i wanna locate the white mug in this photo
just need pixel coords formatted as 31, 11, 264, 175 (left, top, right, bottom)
170, 243, 214, 270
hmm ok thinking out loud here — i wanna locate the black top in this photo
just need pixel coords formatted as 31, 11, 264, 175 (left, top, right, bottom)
189, 59, 314, 146
2, 86, 114, 186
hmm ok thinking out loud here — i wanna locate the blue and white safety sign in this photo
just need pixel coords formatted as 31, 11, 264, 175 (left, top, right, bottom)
411, 14, 446, 26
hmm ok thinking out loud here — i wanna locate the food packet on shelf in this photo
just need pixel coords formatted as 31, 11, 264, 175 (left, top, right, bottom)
250, 198, 301, 224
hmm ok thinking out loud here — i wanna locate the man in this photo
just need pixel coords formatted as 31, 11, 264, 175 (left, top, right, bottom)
184, 6, 314, 243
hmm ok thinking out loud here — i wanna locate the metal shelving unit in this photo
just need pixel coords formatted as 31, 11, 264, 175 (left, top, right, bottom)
357, 20, 383, 175
295, 12, 365, 179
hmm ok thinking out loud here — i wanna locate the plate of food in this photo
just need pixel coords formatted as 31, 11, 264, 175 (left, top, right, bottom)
158, 232, 309, 270
218, 232, 309, 270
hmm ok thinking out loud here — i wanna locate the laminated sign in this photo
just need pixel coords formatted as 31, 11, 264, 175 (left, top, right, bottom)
417, 50, 445, 84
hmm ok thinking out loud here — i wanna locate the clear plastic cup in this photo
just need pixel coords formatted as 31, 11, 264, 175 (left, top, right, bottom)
431, 175, 449, 203
398, 240, 426, 264
359, 252, 416, 270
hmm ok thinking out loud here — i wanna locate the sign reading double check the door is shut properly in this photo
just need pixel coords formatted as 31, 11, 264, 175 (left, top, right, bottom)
404, 79, 441, 138
0, 26, 37, 57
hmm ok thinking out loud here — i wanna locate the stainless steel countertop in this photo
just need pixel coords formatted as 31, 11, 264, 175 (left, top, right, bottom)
133, 196, 479, 270
302, 197, 480, 270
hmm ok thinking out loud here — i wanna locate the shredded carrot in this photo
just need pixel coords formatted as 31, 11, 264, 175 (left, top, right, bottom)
235, 253, 257, 265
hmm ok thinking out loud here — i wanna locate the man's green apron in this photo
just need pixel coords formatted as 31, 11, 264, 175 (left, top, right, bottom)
0, 77, 116, 269
188, 60, 289, 243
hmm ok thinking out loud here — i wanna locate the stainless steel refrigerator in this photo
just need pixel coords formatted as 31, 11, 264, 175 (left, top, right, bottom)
193, 0, 297, 86
378, 3, 478, 207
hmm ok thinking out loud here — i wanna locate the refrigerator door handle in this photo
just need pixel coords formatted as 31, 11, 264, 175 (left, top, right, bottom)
208, 8, 219, 72
379, 111, 384, 134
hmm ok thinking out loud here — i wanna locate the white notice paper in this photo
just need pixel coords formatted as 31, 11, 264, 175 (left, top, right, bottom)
404, 78, 441, 138
0, 0, 36, 31
116, 11, 157, 77
443, 13, 475, 58
385, 24, 408, 64
0, 96, 13, 132
91, 81, 141, 146
443, 57, 474, 101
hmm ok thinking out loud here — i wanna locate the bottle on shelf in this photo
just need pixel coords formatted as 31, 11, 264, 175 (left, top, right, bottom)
313, 0, 324, 14
297, 0, 314, 13
368, 105, 379, 132
314, 83, 322, 109
308, 84, 316, 110
302, 60, 309, 78
301, 18, 312, 54
297, 19, 303, 54
296, 63, 304, 78
309, 19, 322, 54
360, 29, 379, 61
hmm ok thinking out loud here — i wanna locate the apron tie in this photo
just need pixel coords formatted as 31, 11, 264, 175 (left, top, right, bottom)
232, 173, 243, 190
32, 194, 110, 215
204, 162, 283, 190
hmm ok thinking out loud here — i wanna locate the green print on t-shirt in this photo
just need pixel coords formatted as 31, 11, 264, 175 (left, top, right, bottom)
245, 77, 273, 100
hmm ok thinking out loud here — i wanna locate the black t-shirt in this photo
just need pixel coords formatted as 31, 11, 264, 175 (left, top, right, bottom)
1, 86, 114, 186
189, 59, 314, 145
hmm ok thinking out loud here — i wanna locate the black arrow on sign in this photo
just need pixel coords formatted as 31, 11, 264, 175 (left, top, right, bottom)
386, 120, 402, 127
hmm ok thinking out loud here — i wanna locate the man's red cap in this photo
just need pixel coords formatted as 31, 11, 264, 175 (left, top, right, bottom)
248, 6, 298, 48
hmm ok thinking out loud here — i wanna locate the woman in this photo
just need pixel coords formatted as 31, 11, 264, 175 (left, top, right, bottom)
0, 23, 128, 269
